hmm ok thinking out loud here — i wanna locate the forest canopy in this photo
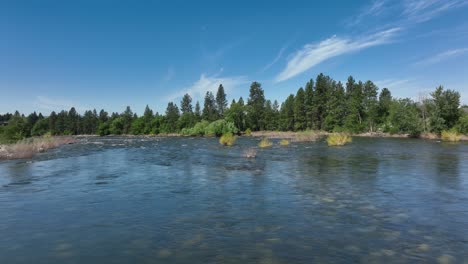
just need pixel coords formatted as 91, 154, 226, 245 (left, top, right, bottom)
1, 74, 466, 143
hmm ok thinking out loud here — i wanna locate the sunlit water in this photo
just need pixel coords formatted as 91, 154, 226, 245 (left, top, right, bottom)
1, 137, 467, 263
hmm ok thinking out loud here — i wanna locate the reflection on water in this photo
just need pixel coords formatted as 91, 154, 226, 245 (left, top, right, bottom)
0, 137, 468, 263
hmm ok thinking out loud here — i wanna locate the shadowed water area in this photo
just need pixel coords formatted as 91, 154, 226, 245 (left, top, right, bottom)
0, 137, 467, 263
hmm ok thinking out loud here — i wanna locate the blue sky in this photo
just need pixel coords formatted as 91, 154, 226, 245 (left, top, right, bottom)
2, 0, 468, 114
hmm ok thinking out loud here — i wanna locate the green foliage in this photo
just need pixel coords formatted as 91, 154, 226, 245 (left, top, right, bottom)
429, 86, 461, 133
204, 119, 238, 137
244, 128, 252, 136
280, 94, 295, 131
216, 84, 227, 117
165, 102, 180, 133
110, 117, 124, 135
219, 133, 236, 146
97, 122, 111, 136
279, 139, 290, 146
1, 77, 464, 142
247, 81, 266, 131
385, 99, 421, 136
180, 120, 209, 136
31, 118, 50, 136
441, 129, 461, 142
455, 113, 468, 134
202, 91, 218, 122
294, 88, 306, 130
326, 133, 352, 146
225, 98, 246, 132
258, 138, 273, 148
180, 93, 193, 114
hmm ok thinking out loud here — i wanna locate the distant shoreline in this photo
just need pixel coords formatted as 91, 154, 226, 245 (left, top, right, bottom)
1, 132, 466, 161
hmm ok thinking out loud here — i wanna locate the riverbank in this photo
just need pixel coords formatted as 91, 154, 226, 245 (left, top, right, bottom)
252, 131, 468, 141
0, 136, 75, 160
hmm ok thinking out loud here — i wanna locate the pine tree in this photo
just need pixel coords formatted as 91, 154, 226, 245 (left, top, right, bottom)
247, 82, 266, 131
216, 84, 227, 117
362, 80, 379, 132
294, 87, 306, 130
165, 102, 180, 133
202, 91, 218, 122
122, 106, 134, 134
194, 101, 201, 122
181, 94, 193, 114
378, 88, 392, 125
304, 79, 314, 129
280, 94, 295, 131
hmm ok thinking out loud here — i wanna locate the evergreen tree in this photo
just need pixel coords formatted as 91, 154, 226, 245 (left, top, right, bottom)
294, 87, 306, 130
122, 106, 134, 134
312, 73, 330, 130
280, 94, 295, 131
362, 80, 379, 132
165, 102, 180, 133
344, 78, 365, 132
194, 101, 201, 122
323, 81, 345, 131
216, 84, 227, 117
247, 81, 266, 131
181, 94, 193, 114
304, 79, 314, 129
49, 111, 57, 135
378, 88, 392, 125
202, 91, 218, 122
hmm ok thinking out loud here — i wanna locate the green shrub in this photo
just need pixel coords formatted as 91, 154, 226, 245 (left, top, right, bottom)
219, 133, 236, 146
455, 114, 468, 134
441, 129, 461, 142
244, 128, 252, 136
326, 133, 352, 146
204, 119, 238, 137
258, 138, 272, 148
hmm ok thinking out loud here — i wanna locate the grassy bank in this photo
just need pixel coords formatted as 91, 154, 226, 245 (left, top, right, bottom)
0, 136, 75, 160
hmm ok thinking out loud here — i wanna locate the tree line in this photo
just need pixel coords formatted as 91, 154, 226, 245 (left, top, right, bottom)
1, 73, 467, 143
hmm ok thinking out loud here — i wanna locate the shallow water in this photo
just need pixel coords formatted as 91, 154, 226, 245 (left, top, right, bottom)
1, 137, 467, 263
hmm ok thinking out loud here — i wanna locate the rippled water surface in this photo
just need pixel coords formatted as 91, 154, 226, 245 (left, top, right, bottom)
1, 137, 468, 263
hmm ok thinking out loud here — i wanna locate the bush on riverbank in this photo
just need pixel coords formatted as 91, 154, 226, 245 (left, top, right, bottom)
441, 130, 461, 142
258, 138, 273, 148
327, 133, 352, 146
0, 136, 75, 160
180, 120, 238, 137
219, 133, 236, 146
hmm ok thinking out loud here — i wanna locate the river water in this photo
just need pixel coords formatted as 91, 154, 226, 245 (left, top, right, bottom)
0, 137, 467, 263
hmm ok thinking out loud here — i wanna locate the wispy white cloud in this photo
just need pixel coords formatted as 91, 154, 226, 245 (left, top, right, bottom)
347, 0, 467, 28
402, 0, 468, 23
413, 48, 468, 66
35, 96, 89, 113
275, 28, 401, 82
375, 79, 410, 89
347, 0, 388, 27
260, 46, 287, 73
165, 72, 249, 103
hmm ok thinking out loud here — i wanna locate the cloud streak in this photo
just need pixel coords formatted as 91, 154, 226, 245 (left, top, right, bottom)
402, 0, 468, 23
260, 46, 287, 73
413, 48, 468, 66
275, 28, 400, 82
375, 79, 410, 89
